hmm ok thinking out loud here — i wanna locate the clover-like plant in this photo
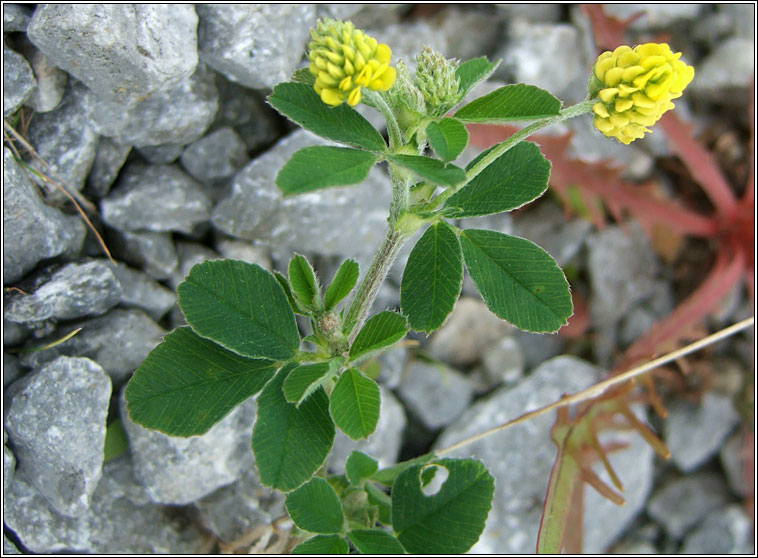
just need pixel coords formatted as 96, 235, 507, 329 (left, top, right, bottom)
125, 18, 694, 553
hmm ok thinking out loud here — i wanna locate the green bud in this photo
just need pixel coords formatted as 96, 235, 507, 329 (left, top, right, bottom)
415, 46, 460, 116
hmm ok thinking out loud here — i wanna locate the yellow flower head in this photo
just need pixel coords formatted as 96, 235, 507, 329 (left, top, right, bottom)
589, 43, 695, 144
307, 18, 396, 107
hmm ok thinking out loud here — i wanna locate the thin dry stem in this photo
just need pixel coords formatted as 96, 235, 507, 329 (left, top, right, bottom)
437, 317, 754, 456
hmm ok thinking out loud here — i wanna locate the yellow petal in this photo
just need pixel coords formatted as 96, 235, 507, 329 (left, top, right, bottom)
375, 43, 392, 64
593, 115, 615, 134
318, 71, 340, 87
617, 50, 640, 67
621, 65, 646, 82
327, 61, 344, 79
371, 65, 396, 91
604, 67, 624, 87
339, 76, 353, 91
592, 102, 610, 118
615, 98, 634, 112
610, 113, 630, 127
594, 54, 615, 80
320, 87, 344, 106
347, 86, 362, 106
598, 88, 619, 103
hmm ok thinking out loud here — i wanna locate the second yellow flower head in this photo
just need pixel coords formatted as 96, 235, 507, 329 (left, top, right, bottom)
308, 18, 396, 107
590, 43, 695, 144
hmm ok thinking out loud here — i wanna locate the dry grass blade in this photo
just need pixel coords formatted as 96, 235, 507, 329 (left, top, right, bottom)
3, 119, 115, 264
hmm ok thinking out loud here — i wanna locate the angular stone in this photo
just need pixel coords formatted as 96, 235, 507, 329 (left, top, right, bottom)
3, 3, 33, 32
499, 20, 588, 101
665, 392, 740, 473
646, 473, 731, 539
427, 297, 514, 367
86, 137, 131, 198
81, 63, 218, 148
20, 309, 165, 386
3, 44, 36, 117
513, 328, 566, 369
27, 5, 198, 108
180, 127, 248, 183
121, 395, 257, 505
3, 353, 24, 387
215, 237, 271, 269
327, 387, 407, 473
680, 505, 753, 554
212, 130, 391, 259
691, 37, 755, 105
26, 84, 100, 194
169, 241, 222, 289
105, 262, 176, 320
366, 20, 448, 73
398, 361, 474, 430
430, 7, 501, 62
587, 224, 658, 328
3, 317, 28, 347
4, 356, 111, 517
495, 4, 562, 22
19, 39, 68, 113
4, 260, 122, 323
720, 431, 750, 497
435, 356, 654, 553
3, 535, 21, 555
603, 4, 702, 28
135, 143, 185, 165
481, 336, 525, 386
4, 442, 16, 495
101, 163, 211, 234
194, 467, 285, 545
107, 229, 178, 280
196, 4, 316, 89
3, 455, 205, 553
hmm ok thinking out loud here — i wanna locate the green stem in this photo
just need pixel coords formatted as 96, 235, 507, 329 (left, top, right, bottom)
431, 100, 595, 209
364, 90, 403, 151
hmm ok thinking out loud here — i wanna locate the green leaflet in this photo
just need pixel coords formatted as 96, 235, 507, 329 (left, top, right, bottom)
386, 154, 466, 187
103, 419, 128, 462
277, 146, 379, 195
267, 82, 386, 151
285, 477, 345, 534
177, 260, 300, 361
282, 362, 332, 405
460, 229, 573, 333
329, 368, 381, 440
292, 535, 349, 554
455, 84, 562, 123
324, 259, 360, 311
349, 311, 408, 362
125, 327, 277, 437
348, 530, 406, 554
426, 118, 469, 162
288, 253, 321, 310
441, 141, 551, 218
400, 221, 463, 333
345, 451, 379, 486
252, 364, 335, 491
455, 56, 501, 101
391, 458, 494, 554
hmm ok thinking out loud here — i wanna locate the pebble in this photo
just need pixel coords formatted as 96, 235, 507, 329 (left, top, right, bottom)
105, 262, 176, 320
106, 229, 178, 281
4, 260, 122, 323
196, 4, 316, 89
86, 138, 131, 199
120, 395, 258, 505
3, 3, 33, 32
4, 356, 111, 517
510, 202, 591, 267
27, 4, 198, 108
180, 127, 249, 183
3, 148, 85, 284
3, 44, 36, 117
101, 163, 211, 235
19, 39, 68, 113
680, 504, 754, 554
664, 392, 741, 473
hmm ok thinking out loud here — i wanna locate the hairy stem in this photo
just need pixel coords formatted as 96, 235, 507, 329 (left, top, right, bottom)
364, 89, 404, 151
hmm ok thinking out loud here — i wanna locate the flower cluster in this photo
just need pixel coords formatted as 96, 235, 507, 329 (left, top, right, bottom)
307, 18, 396, 107
589, 43, 695, 144
415, 46, 460, 116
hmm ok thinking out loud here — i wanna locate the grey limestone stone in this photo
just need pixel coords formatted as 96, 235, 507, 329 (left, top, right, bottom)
101, 163, 211, 235
435, 356, 654, 553
121, 395, 257, 505
494, 4, 562, 22
135, 143, 186, 165
3, 44, 36, 117
81, 63, 218, 148
4, 260, 122, 323
398, 360, 474, 430
26, 84, 100, 195
20, 40, 68, 113
19, 309, 165, 386
27, 4, 198, 108
196, 4, 316, 90
3, 353, 24, 387
180, 127, 249, 183
720, 431, 750, 497
691, 37, 755, 105
86, 137, 131, 198
328, 386, 407, 473
3, 3, 33, 32
3, 455, 205, 553
680, 504, 753, 554
427, 297, 514, 367
107, 229, 178, 281
481, 336, 525, 386
646, 473, 731, 539
4, 356, 111, 517
665, 392, 740, 473
603, 4, 702, 28
194, 466, 285, 544
105, 262, 176, 320
212, 130, 391, 260
511, 202, 591, 267
215, 238, 272, 269
3, 535, 21, 554
4, 441, 16, 495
